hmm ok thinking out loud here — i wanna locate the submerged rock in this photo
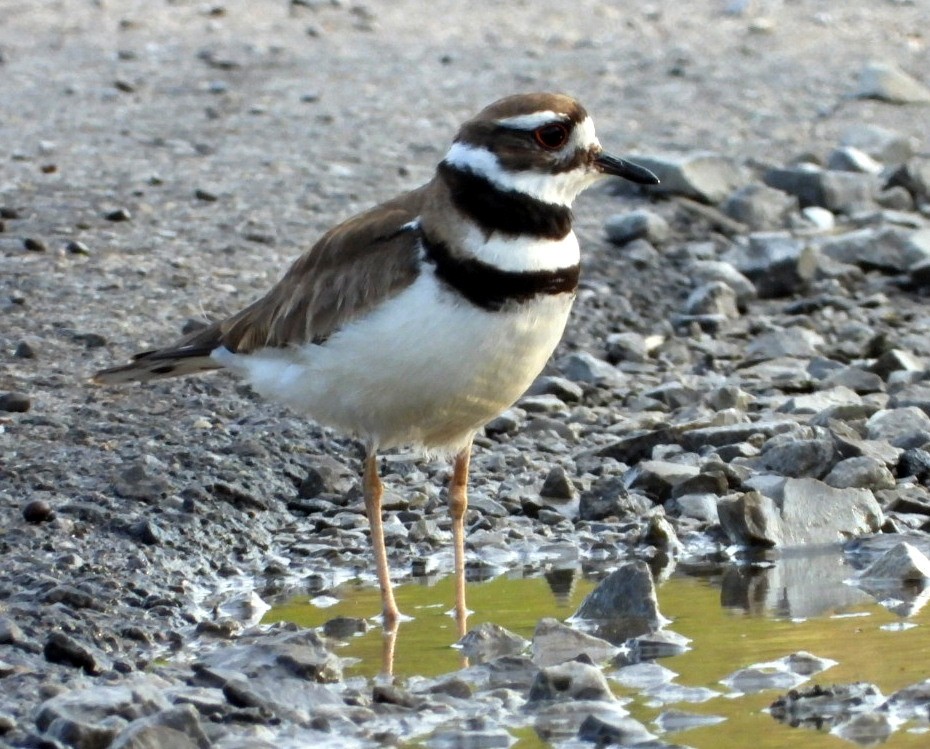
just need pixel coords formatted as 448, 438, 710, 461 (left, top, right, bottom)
572, 561, 666, 642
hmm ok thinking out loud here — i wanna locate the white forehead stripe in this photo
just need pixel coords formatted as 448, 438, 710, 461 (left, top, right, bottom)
495, 111, 565, 130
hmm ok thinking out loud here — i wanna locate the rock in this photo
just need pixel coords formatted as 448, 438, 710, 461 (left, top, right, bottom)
745, 328, 823, 361
526, 375, 584, 402
889, 381, 930, 415
0, 391, 31, 412
858, 542, 930, 584
887, 158, 930, 201
527, 660, 615, 703
832, 712, 894, 745
770, 682, 885, 728
758, 437, 836, 479
897, 448, 930, 484
780, 386, 863, 415
604, 209, 669, 245
23, 498, 55, 522
798, 206, 836, 231
689, 260, 757, 306
669, 492, 720, 524
722, 183, 796, 230
824, 456, 896, 490
866, 407, 930, 449
578, 477, 652, 521
605, 331, 651, 364
0, 618, 25, 645
826, 146, 883, 174
871, 349, 924, 380
841, 123, 915, 163
555, 352, 624, 387
457, 622, 528, 662
818, 227, 930, 273
44, 632, 112, 674
577, 714, 656, 746
630, 151, 744, 203
718, 479, 883, 547
727, 231, 816, 297
573, 561, 665, 642
540, 466, 575, 500
855, 61, 930, 104
763, 165, 878, 213
679, 419, 799, 451
109, 705, 211, 749
531, 619, 618, 668
624, 460, 700, 501
682, 281, 739, 318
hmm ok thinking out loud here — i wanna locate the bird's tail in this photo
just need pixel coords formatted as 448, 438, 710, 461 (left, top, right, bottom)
93, 324, 224, 384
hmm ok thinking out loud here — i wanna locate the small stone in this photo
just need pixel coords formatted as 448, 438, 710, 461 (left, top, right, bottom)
556, 352, 624, 386
579, 476, 652, 521
866, 407, 930, 448
605, 331, 651, 364
114, 78, 136, 92
540, 466, 575, 500
722, 183, 796, 230
682, 281, 739, 318
531, 618, 617, 667
758, 437, 836, 479
855, 61, 930, 104
44, 632, 111, 674
631, 151, 744, 203
0, 391, 31, 412
727, 231, 816, 298
105, 207, 132, 222
23, 498, 55, 523
109, 704, 211, 749
604, 209, 669, 245
819, 227, 930, 273
65, 239, 91, 255
689, 260, 757, 306
526, 375, 584, 402
826, 146, 883, 174
322, 616, 368, 639
458, 622, 529, 662
527, 660, 615, 703
194, 188, 218, 202
577, 714, 655, 746
23, 237, 47, 252
764, 165, 878, 213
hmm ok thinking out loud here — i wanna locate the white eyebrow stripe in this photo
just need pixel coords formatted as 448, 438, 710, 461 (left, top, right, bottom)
494, 111, 566, 130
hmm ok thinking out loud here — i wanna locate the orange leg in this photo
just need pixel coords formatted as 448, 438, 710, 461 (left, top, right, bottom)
449, 446, 471, 638
363, 454, 400, 631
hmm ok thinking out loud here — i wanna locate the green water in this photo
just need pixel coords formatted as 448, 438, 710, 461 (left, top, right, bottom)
266, 561, 930, 748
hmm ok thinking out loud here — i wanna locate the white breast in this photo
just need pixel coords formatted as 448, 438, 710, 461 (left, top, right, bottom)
214, 268, 575, 455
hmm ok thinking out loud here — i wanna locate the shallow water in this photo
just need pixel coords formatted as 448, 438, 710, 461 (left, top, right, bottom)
266, 548, 930, 748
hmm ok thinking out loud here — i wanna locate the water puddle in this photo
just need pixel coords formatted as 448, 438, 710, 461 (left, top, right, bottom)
266, 548, 930, 748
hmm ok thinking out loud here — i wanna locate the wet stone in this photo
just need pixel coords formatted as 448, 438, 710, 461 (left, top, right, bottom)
322, 616, 368, 639
527, 659, 615, 703
23, 498, 55, 522
531, 618, 618, 668
109, 704, 210, 749
577, 713, 656, 747
858, 541, 930, 584
573, 561, 664, 643
44, 632, 112, 674
457, 622, 528, 663
770, 682, 885, 729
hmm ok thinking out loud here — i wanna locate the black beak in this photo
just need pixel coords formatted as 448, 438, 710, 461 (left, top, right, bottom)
595, 153, 659, 185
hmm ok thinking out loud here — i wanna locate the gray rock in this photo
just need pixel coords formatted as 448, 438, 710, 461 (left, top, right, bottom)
855, 61, 930, 104
758, 437, 836, 479
573, 561, 665, 642
865, 407, 930, 448
624, 460, 700, 501
824, 456, 896, 491
670, 492, 720, 524
889, 381, 930, 416
630, 628, 692, 660
109, 705, 210, 749
577, 713, 656, 746
555, 352, 625, 387
718, 479, 883, 547
0, 391, 31, 412
745, 328, 823, 361
605, 331, 657, 364
527, 660, 615, 703
722, 183, 797, 230
833, 712, 894, 745
683, 281, 740, 318
826, 146, 883, 174
458, 622, 528, 662
877, 186, 915, 211
531, 618, 618, 667
579, 476, 652, 521
871, 349, 924, 380
887, 157, 930, 201
604, 209, 669, 245
526, 375, 584, 403
764, 165, 879, 213
517, 393, 569, 415
780, 386, 863, 415
630, 151, 744, 203
818, 227, 930, 273
858, 542, 930, 584
728, 231, 816, 297
540, 465, 575, 500
705, 385, 754, 411
828, 418, 901, 466
819, 366, 884, 395
841, 123, 915, 163
689, 260, 757, 306
679, 419, 800, 451
44, 632, 112, 675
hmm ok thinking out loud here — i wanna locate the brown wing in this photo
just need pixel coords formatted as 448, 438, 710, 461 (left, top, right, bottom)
95, 186, 427, 384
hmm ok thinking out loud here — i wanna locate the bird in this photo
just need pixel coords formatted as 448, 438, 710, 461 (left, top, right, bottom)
94, 92, 658, 634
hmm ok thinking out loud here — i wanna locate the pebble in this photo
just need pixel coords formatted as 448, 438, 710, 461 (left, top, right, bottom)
722, 183, 796, 230
573, 561, 665, 642
23, 236, 47, 252
631, 151, 744, 203
855, 61, 930, 104
840, 123, 914, 163
0, 391, 31, 412
604, 209, 669, 245
105, 207, 132, 222
23, 498, 55, 523
66, 239, 91, 255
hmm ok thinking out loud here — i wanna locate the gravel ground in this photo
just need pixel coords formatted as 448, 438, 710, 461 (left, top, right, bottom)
3, 1, 930, 747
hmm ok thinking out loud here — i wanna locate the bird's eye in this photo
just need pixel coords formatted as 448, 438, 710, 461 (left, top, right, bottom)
533, 123, 570, 150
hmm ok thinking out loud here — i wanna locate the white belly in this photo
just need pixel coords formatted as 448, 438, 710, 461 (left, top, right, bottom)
215, 270, 574, 454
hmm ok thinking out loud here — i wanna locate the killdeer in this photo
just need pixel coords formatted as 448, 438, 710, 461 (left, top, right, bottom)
95, 92, 658, 632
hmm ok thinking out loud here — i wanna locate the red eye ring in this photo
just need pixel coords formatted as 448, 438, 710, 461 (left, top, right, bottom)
533, 122, 570, 150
